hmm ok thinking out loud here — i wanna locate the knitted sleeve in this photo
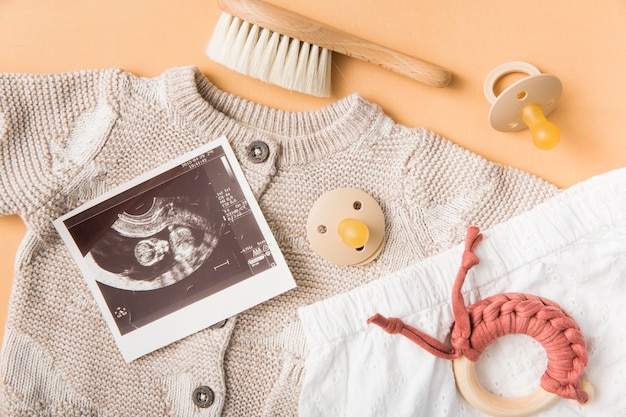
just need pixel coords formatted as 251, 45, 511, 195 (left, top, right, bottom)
0, 70, 119, 238
403, 127, 559, 251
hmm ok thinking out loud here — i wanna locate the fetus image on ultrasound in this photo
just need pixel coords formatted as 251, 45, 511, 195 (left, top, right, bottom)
87, 194, 221, 291
59, 145, 279, 335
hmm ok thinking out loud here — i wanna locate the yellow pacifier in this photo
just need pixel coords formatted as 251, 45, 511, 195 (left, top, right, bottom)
484, 61, 562, 150
306, 188, 385, 266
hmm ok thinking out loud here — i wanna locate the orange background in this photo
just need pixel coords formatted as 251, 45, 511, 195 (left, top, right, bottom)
1, 1, 626, 343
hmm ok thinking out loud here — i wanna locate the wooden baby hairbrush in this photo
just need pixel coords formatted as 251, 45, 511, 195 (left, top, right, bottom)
206, 0, 452, 97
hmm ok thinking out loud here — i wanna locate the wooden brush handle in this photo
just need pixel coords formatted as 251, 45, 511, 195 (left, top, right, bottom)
217, 0, 452, 88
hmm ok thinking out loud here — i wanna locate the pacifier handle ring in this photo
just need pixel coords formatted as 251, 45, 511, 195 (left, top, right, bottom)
484, 61, 541, 104
452, 355, 559, 417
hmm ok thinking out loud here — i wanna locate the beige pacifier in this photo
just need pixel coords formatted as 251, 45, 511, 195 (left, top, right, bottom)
484, 61, 562, 150
306, 188, 385, 266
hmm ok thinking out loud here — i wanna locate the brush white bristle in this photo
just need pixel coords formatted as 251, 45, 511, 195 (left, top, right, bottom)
206, 13, 332, 97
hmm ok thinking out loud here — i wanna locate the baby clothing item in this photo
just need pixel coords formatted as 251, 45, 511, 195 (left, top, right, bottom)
298, 167, 626, 417
0, 66, 558, 416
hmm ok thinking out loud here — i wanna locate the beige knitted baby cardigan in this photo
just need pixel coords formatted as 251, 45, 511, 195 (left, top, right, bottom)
0, 66, 559, 416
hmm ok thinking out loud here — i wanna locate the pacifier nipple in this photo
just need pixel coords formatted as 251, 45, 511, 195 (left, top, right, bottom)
484, 61, 562, 150
306, 188, 385, 266
521, 103, 560, 150
337, 218, 370, 249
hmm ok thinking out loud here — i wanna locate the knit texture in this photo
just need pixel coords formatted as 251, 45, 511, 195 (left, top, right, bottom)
0, 66, 559, 416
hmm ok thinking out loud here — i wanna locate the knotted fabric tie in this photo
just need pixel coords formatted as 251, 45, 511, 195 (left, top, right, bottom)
367, 226, 590, 404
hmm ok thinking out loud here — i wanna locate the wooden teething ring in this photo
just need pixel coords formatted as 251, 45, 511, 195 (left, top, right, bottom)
453, 355, 558, 417
368, 227, 592, 416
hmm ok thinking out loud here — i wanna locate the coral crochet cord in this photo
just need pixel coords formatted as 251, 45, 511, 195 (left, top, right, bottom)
367, 226, 590, 404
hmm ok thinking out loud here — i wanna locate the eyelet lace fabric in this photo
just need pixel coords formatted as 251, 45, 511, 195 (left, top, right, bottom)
298, 168, 626, 417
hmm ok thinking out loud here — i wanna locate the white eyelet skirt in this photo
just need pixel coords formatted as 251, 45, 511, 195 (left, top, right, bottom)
298, 168, 626, 417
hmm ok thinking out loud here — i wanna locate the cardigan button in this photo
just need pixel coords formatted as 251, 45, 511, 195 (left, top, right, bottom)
246, 141, 270, 163
192, 386, 215, 408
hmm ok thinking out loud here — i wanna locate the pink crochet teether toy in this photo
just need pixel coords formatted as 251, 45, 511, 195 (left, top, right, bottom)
368, 227, 592, 416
